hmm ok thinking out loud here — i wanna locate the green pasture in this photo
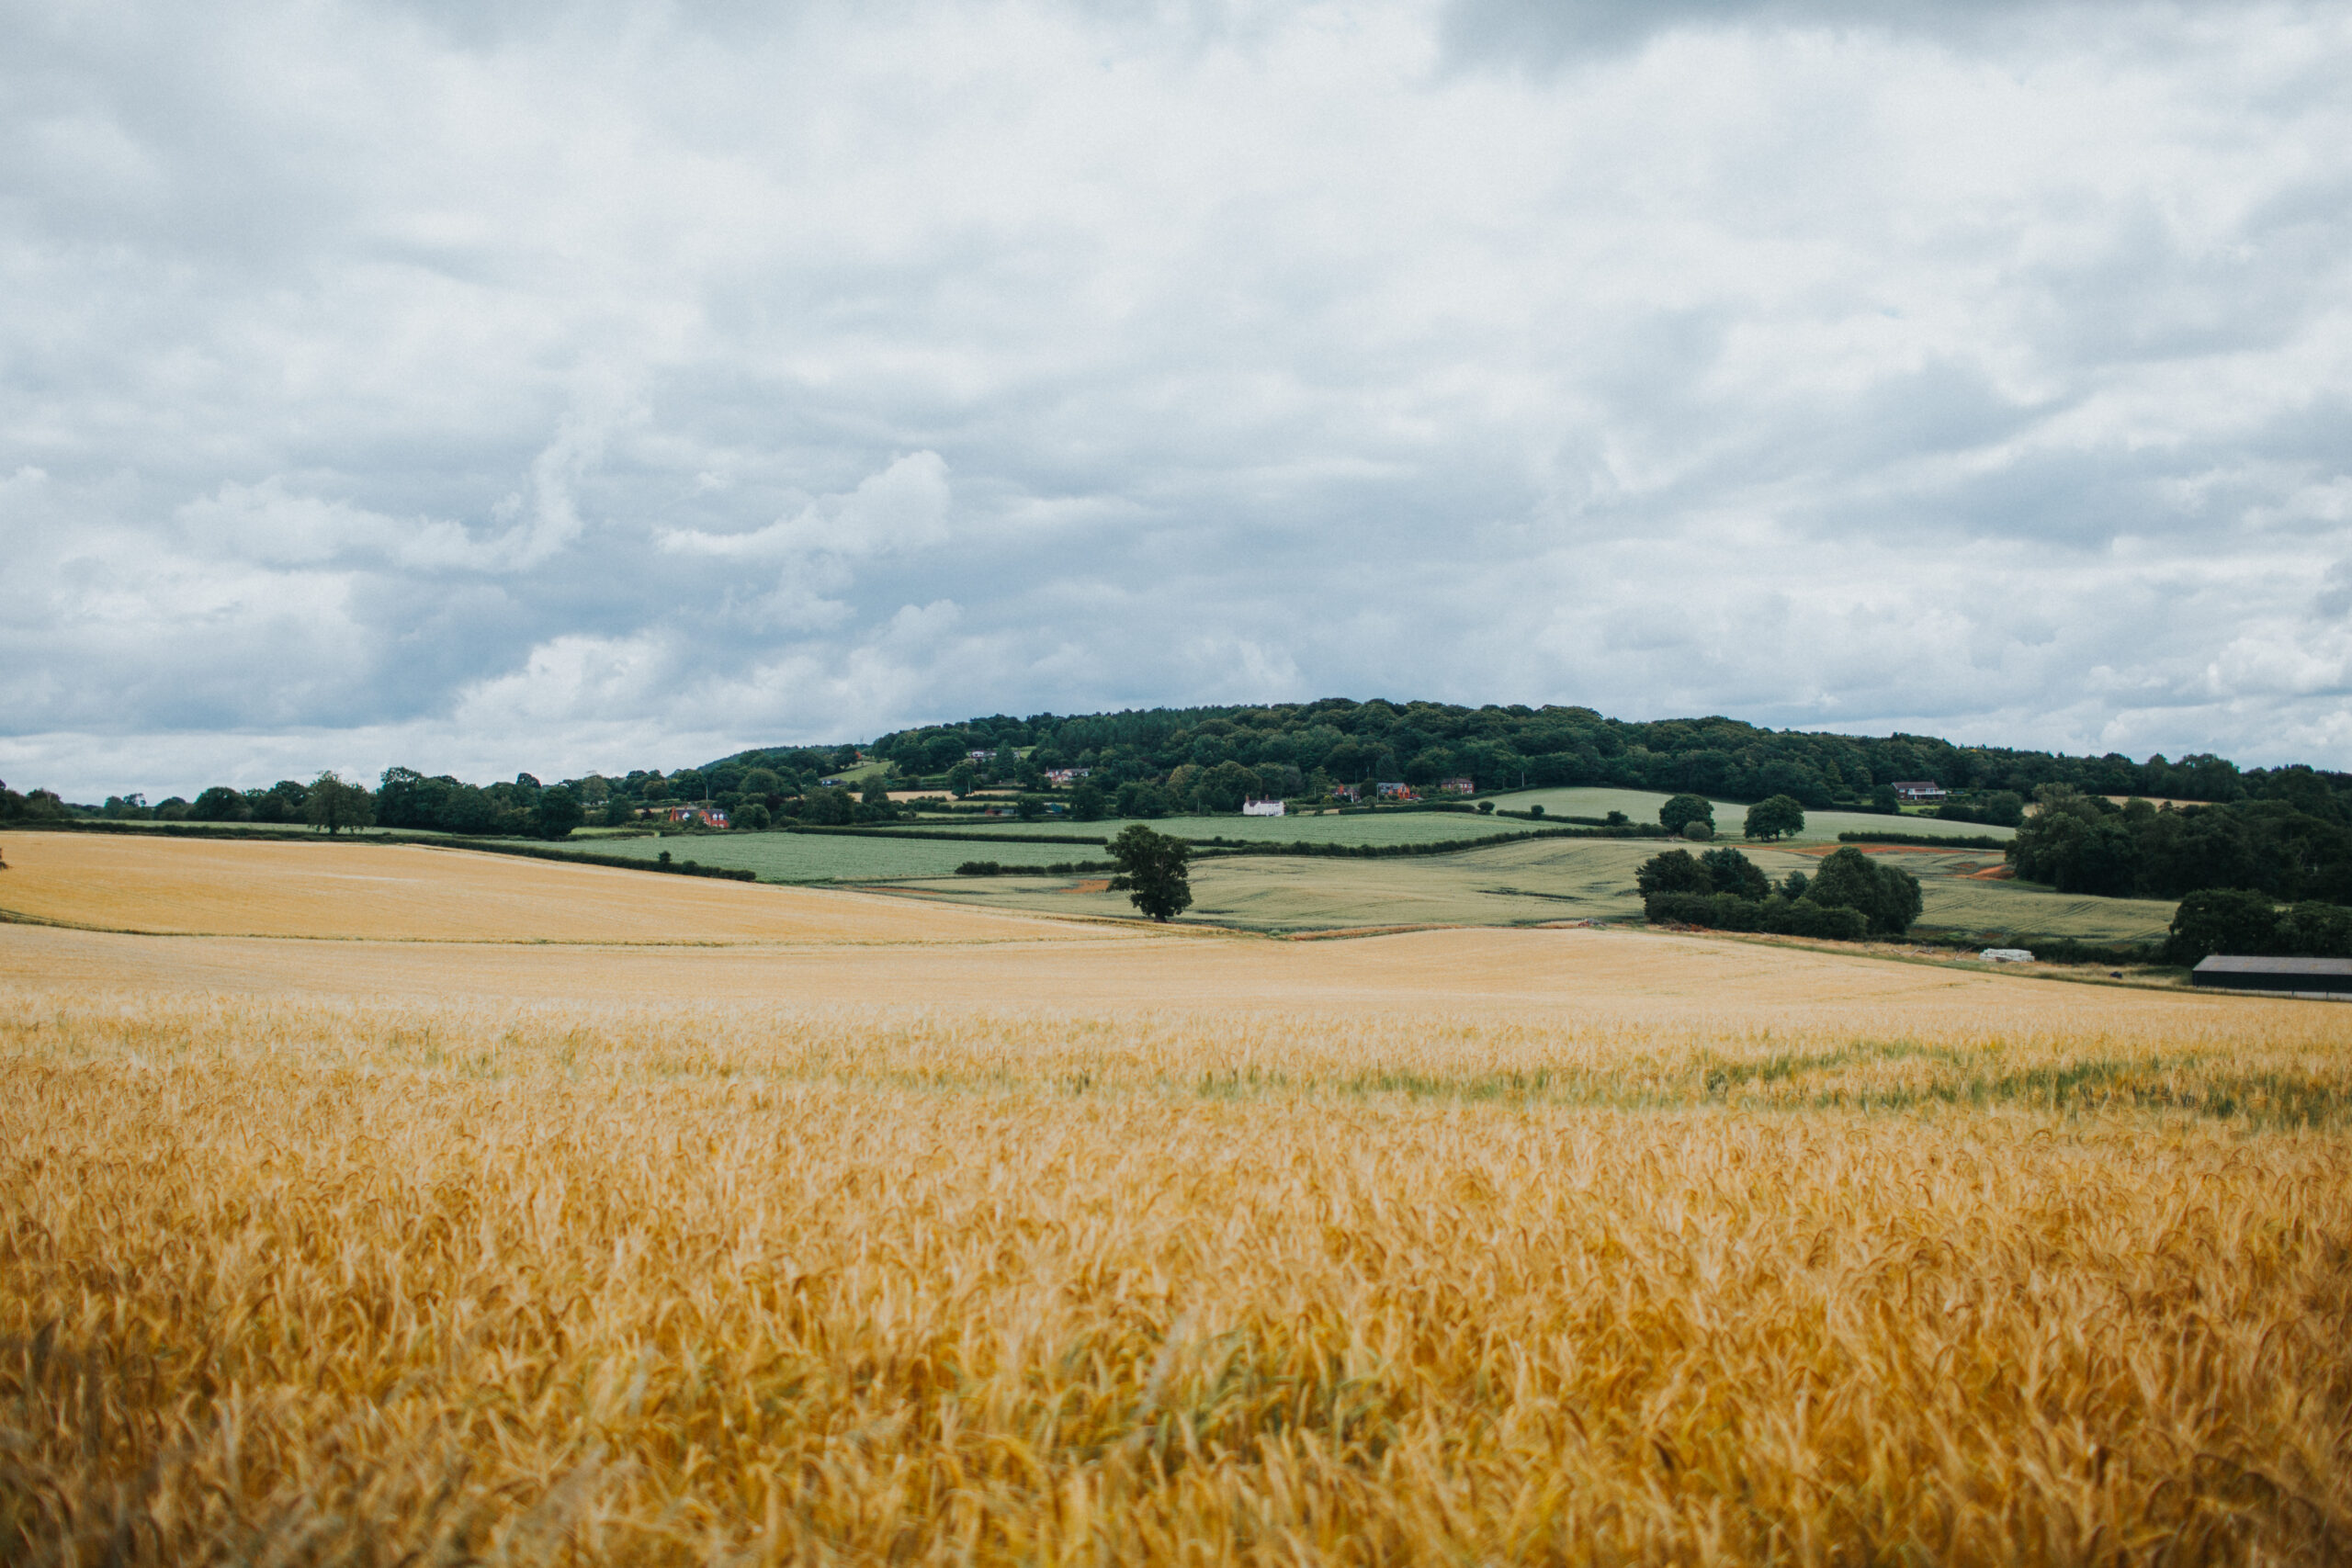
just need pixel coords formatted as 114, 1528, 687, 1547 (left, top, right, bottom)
897, 811, 1527, 848
539, 830, 1091, 882
1482, 786, 2014, 844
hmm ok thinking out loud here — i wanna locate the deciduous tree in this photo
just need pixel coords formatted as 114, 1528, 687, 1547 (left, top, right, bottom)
1107, 824, 1193, 921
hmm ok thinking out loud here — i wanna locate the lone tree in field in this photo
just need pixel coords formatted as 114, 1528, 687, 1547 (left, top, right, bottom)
1744, 794, 1805, 841
303, 771, 375, 835
1659, 793, 1713, 836
1107, 823, 1193, 921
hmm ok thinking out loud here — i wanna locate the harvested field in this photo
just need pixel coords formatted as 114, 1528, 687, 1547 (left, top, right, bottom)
3, 834, 2348, 1565
0, 831, 1130, 946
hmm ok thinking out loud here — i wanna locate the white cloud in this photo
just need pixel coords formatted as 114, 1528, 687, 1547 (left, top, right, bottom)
3, 0, 2351, 798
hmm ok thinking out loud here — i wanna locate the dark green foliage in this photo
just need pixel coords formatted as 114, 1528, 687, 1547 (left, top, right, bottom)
2164, 889, 2352, 965
2010, 784, 2352, 905
302, 772, 374, 835
531, 786, 584, 840
190, 785, 248, 821
1658, 793, 1713, 834
1106, 824, 1193, 921
1635, 849, 1712, 897
1069, 780, 1107, 821
1644, 892, 1870, 941
1836, 831, 2009, 850
1936, 790, 2026, 828
859, 700, 2312, 816
797, 786, 854, 827
1639, 843, 1911, 941
1744, 795, 1806, 841
1803, 846, 1924, 935
1699, 847, 1771, 901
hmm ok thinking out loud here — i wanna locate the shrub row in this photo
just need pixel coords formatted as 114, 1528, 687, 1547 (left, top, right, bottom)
1835, 831, 2010, 851
792, 826, 1111, 846
1643, 892, 1871, 941
443, 839, 757, 881
2163, 887, 2352, 966
953, 860, 1114, 876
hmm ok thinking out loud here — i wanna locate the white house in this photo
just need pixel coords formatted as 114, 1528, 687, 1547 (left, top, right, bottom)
1242, 797, 1285, 817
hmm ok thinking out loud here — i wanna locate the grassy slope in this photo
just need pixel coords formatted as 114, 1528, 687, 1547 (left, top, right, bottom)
896, 811, 1544, 846
538, 829, 1094, 881
1482, 785, 2015, 843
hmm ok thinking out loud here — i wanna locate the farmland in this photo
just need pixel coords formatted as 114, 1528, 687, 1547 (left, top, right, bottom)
894, 809, 1532, 847
541, 826, 1098, 882
898, 837, 2180, 942
1482, 785, 2015, 842
4, 832, 2347, 1565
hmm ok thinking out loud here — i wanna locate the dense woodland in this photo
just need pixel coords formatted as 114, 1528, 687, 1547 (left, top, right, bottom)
865, 701, 2301, 809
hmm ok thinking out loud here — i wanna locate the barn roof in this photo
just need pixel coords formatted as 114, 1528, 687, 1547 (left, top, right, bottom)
2191, 954, 2352, 994
2194, 955, 2352, 976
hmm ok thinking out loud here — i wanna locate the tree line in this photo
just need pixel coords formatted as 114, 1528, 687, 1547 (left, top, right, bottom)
863, 699, 2328, 815
2006, 784, 2352, 904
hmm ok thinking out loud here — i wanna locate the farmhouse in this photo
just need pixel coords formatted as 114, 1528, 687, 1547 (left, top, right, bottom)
1375, 782, 1415, 800
1892, 781, 1947, 801
666, 803, 729, 829
1044, 768, 1091, 786
2190, 955, 2352, 998
1242, 798, 1285, 817
1436, 777, 1476, 795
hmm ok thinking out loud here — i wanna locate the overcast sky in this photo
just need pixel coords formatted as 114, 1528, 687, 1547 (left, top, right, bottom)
5, 0, 2349, 798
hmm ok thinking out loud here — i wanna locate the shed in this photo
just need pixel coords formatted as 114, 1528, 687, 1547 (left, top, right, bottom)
2190, 955, 2352, 997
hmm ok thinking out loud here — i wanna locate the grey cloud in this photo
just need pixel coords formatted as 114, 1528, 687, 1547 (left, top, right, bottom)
3, 0, 2350, 799
1437, 0, 2260, 67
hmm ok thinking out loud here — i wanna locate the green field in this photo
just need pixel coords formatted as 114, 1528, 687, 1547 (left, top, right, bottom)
898, 811, 1533, 847
1482, 786, 2015, 844
540, 830, 1094, 882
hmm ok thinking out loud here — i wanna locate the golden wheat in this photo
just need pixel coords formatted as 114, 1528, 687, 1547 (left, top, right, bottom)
5, 980, 2351, 1566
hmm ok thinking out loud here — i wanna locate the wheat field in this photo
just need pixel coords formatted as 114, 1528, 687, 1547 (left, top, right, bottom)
4, 832, 2350, 1564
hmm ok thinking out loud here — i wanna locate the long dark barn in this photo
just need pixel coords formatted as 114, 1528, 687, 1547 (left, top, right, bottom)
2191, 955, 2352, 997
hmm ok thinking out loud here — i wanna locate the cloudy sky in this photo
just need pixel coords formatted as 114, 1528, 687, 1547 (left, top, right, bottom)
5, 0, 2349, 798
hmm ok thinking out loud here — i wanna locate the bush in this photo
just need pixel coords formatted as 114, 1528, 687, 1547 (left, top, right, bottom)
1659, 794, 1713, 835
1635, 849, 1712, 897
2164, 888, 2282, 965
1643, 892, 1869, 942
1804, 846, 1923, 936
1680, 820, 1713, 841
2164, 888, 2352, 965
1936, 790, 2026, 829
